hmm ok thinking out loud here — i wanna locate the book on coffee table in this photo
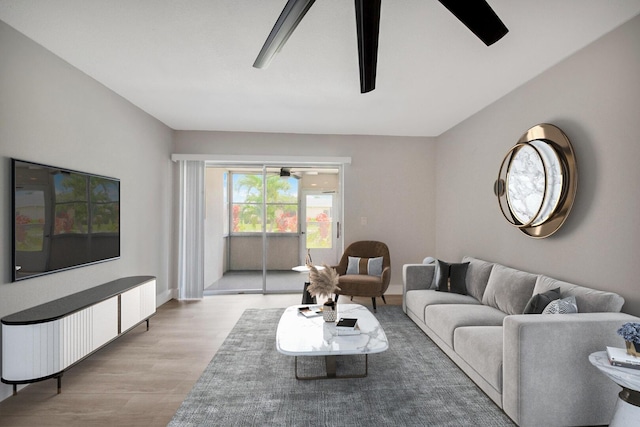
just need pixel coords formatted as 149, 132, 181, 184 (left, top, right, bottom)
606, 346, 640, 370
336, 318, 360, 335
298, 305, 322, 318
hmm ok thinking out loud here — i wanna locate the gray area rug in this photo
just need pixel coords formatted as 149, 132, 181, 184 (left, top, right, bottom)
169, 306, 515, 426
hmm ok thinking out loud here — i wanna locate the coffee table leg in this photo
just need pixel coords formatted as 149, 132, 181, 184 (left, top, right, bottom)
325, 356, 337, 378
294, 355, 369, 380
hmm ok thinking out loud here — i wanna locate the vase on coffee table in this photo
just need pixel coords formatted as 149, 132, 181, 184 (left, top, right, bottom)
323, 299, 337, 322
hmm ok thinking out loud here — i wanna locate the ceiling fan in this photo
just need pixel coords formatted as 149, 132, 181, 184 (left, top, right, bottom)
253, 0, 508, 93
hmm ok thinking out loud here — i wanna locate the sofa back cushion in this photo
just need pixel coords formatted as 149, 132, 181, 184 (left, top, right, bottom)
462, 257, 495, 302
482, 264, 537, 315
533, 275, 625, 313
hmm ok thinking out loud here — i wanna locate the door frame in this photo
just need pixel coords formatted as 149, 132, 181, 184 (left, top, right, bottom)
176, 154, 350, 294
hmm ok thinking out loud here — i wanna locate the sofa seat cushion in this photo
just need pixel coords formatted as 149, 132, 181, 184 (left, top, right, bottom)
405, 290, 480, 323
454, 326, 504, 393
337, 274, 382, 297
482, 264, 538, 315
533, 275, 624, 313
425, 304, 507, 348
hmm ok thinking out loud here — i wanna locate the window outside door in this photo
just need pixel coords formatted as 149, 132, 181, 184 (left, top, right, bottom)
301, 192, 340, 266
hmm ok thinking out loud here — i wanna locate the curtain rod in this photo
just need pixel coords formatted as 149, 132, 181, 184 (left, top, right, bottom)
170, 154, 352, 165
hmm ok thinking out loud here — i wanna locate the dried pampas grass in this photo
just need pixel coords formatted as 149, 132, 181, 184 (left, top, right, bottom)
307, 264, 340, 299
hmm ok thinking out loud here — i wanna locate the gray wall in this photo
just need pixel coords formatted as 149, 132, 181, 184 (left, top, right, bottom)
173, 132, 438, 286
435, 15, 640, 316
0, 21, 174, 399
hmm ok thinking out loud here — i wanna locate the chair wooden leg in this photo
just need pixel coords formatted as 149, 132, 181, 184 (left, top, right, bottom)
371, 297, 377, 312
381, 295, 387, 305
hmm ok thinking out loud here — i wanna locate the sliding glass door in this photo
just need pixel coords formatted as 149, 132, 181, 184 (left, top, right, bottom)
203, 164, 343, 295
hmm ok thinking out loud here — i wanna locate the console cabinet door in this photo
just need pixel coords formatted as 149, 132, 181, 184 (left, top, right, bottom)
2, 322, 60, 381
120, 287, 141, 333
91, 296, 118, 351
139, 280, 157, 320
60, 308, 93, 369
120, 280, 156, 332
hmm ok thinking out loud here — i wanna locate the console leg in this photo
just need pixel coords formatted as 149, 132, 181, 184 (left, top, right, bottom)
57, 375, 62, 394
146, 319, 150, 331
13, 384, 17, 396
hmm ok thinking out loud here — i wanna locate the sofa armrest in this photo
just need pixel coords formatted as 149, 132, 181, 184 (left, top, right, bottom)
402, 263, 435, 294
403, 263, 434, 313
503, 312, 640, 427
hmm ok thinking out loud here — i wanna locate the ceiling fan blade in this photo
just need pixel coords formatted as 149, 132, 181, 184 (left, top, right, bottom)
355, 0, 382, 93
253, 0, 317, 69
437, 0, 508, 46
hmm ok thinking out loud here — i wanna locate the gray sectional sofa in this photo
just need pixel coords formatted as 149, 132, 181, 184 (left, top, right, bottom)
402, 256, 639, 427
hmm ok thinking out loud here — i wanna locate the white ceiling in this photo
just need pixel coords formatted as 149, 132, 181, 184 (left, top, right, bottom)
1, 1, 639, 137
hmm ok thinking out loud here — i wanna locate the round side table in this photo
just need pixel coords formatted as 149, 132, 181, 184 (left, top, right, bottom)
589, 351, 640, 427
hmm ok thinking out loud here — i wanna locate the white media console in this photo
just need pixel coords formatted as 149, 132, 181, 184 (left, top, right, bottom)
1, 276, 156, 394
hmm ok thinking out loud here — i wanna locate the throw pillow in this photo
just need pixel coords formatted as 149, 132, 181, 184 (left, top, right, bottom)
433, 260, 469, 295
534, 275, 624, 313
462, 256, 494, 302
542, 296, 578, 314
346, 256, 359, 274
346, 256, 384, 276
367, 257, 383, 276
432, 260, 448, 290
523, 287, 561, 314
482, 264, 537, 315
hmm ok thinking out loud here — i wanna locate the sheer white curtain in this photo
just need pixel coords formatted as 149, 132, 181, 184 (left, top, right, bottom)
177, 160, 205, 300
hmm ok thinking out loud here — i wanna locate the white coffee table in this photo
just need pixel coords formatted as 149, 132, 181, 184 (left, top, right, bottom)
276, 303, 389, 379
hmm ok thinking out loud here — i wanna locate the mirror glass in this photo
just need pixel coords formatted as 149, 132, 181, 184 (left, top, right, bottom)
506, 140, 563, 226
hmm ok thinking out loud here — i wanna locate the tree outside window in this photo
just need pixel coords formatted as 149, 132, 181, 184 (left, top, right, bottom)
305, 195, 333, 249
231, 173, 299, 233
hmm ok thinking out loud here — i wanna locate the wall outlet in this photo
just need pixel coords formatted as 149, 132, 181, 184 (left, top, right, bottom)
360, 216, 367, 226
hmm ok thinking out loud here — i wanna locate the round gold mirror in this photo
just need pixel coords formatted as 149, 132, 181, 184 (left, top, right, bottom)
494, 124, 577, 238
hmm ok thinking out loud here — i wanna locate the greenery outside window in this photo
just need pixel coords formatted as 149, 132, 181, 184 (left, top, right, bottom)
231, 173, 299, 234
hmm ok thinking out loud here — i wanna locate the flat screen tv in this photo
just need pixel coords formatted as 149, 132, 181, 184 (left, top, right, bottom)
12, 159, 120, 281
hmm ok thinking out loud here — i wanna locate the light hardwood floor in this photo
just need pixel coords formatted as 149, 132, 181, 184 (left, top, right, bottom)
0, 293, 402, 426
